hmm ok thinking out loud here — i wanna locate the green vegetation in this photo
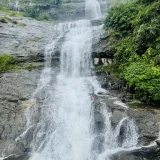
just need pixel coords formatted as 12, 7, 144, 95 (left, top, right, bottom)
0, 54, 18, 71
32, 0, 62, 5
104, 0, 160, 103
17, 22, 27, 26
23, 5, 50, 21
0, 4, 22, 16
0, 54, 41, 71
0, 0, 61, 21
0, 16, 18, 24
0, 16, 27, 27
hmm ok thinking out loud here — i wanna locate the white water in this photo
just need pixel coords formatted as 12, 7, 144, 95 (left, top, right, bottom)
15, 1, 19, 11
85, 0, 102, 19
27, 0, 138, 160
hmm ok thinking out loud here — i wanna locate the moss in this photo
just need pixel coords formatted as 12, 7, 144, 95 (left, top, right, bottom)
0, 16, 18, 24
0, 17, 8, 23
17, 22, 27, 27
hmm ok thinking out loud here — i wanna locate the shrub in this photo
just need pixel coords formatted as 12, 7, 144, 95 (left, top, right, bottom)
23, 6, 38, 18
124, 62, 160, 102
104, 0, 160, 103
0, 54, 17, 71
37, 13, 50, 21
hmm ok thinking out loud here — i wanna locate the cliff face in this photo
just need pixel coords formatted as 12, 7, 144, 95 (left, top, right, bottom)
48, 0, 112, 21
0, 12, 55, 157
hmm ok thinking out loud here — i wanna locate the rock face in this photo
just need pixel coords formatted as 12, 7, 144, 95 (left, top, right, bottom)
113, 142, 160, 160
127, 109, 160, 146
0, 13, 54, 62
36, 0, 112, 21
0, 13, 54, 157
0, 70, 41, 156
92, 30, 114, 59
94, 92, 160, 160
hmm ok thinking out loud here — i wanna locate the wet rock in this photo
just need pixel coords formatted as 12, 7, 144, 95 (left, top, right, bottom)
110, 110, 124, 127
49, 0, 111, 21
92, 30, 114, 59
93, 111, 106, 134
92, 135, 105, 153
0, 13, 54, 62
114, 143, 160, 160
96, 93, 159, 147
4, 154, 29, 160
119, 94, 133, 103
0, 70, 41, 156
91, 18, 103, 26
127, 109, 159, 145
156, 140, 160, 146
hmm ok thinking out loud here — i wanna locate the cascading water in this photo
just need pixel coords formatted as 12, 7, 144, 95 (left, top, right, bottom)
27, 0, 138, 160
85, 0, 101, 19
85, 0, 102, 19
15, 1, 19, 11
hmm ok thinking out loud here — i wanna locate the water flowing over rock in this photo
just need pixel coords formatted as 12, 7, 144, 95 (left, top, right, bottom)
85, 0, 101, 19
23, 1, 139, 160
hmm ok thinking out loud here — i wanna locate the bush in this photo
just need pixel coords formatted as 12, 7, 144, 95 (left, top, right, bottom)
104, 3, 138, 35
104, 0, 160, 103
0, 54, 17, 71
124, 62, 160, 102
23, 5, 51, 21
23, 6, 38, 18
37, 13, 50, 21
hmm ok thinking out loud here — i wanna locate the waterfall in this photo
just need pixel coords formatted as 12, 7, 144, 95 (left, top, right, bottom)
29, 1, 32, 6
15, 1, 19, 11
26, 0, 138, 160
85, 0, 102, 19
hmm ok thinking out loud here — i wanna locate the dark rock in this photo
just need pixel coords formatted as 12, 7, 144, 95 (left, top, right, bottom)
92, 135, 105, 153
156, 140, 160, 146
100, 75, 124, 90
127, 109, 159, 145
110, 110, 124, 127
4, 153, 29, 160
92, 30, 114, 59
91, 18, 103, 26
113, 143, 160, 160
93, 111, 106, 134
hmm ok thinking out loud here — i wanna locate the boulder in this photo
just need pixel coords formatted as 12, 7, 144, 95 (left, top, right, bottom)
92, 30, 114, 59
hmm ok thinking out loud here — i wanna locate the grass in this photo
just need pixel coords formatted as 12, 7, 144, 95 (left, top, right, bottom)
17, 22, 27, 27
